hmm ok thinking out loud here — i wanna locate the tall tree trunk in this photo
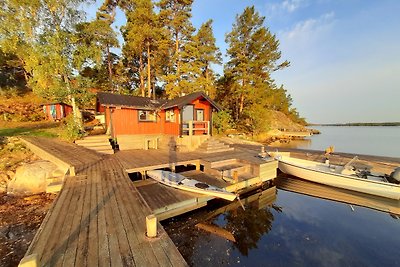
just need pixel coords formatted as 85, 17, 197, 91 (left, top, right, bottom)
107, 45, 113, 92
19, 58, 29, 82
175, 31, 180, 74
239, 79, 245, 115
239, 94, 244, 114
205, 66, 209, 94
147, 42, 151, 98
63, 75, 82, 131
139, 54, 145, 97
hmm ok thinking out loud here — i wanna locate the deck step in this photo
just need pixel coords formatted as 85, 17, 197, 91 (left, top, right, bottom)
197, 138, 234, 154
46, 176, 64, 186
202, 147, 234, 154
75, 134, 114, 154
75, 139, 110, 145
46, 182, 63, 193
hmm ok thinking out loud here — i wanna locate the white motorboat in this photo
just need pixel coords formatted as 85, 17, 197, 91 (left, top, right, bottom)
276, 156, 400, 200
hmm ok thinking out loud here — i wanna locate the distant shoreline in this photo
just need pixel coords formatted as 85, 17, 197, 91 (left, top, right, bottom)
308, 122, 400, 127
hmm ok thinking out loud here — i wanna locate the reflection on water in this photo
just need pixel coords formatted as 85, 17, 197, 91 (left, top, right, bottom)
214, 198, 278, 256
163, 186, 400, 266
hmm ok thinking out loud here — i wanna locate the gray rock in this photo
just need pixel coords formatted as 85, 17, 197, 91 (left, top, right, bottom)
7, 161, 63, 196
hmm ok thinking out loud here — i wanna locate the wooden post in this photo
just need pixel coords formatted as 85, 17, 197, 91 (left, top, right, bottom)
146, 214, 157, 238
233, 170, 239, 183
188, 120, 193, 136
69, 166, 75, 177
170, 163, 176, 173
195, 161, 201, 171
19, 254, 39, 267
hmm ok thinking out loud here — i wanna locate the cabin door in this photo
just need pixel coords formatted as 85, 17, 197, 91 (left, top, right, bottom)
182, 105, 194, 122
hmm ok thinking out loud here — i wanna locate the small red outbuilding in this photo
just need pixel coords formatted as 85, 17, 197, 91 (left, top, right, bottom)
42, 102, 73, 121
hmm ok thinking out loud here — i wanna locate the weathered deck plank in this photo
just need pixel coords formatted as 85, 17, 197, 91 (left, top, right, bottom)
23, 138, 187, 267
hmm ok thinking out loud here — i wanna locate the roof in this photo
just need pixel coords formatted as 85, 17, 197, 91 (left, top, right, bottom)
41, 102, 72, 107
162, 91, 222, 111
97, 91, 222, 111
97, 92, 167, 110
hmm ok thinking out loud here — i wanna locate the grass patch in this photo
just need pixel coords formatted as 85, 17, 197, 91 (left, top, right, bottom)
0, 121, 61, 138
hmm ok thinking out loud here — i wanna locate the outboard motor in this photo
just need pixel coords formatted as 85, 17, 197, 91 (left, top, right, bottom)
390, 167, 400, 182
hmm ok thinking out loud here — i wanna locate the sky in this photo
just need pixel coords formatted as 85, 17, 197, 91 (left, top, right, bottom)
85, 0, 400, 124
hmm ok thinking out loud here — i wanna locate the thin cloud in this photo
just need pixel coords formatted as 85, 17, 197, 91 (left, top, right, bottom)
266, 0, 308, 15
283, 11, 335, 41
282, 0, 306, 12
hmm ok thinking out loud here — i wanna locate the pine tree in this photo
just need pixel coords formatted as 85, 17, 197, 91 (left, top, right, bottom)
224, 6, 289, 125
122, 0, 163, 97
192, 20, 221, 97
94, 0, 120, 91
157, 0, 195, 98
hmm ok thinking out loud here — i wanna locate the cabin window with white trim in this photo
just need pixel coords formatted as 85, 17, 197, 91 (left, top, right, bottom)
138, 110, 156, 122
165, 109, 175, 122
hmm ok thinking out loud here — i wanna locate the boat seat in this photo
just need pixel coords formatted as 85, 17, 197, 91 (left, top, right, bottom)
340, 167, 356, 175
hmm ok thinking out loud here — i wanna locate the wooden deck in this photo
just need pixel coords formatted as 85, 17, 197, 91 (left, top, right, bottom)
115, 148, 268, 173
22, 137, 104, 175
21, 137, 187, 266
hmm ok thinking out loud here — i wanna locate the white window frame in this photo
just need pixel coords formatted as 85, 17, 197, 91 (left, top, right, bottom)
165, 109, 176, 122
138, 110, 156, 122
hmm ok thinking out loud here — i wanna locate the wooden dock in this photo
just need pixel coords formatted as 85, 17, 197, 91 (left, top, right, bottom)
19, 137, 278, 267
20, 137, 187, 267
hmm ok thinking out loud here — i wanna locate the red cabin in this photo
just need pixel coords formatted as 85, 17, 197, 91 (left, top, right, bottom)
42, 102, 73, 121
96, 91, 222, 150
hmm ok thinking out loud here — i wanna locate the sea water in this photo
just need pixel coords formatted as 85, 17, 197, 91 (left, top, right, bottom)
273, 126, 400, 158
163, 188, 400, 266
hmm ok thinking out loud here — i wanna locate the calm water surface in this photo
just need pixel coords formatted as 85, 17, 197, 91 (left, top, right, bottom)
273, 126, 400, 158
163, 187, 400, 266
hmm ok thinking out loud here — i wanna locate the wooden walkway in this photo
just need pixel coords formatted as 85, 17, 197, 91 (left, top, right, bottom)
22, 137, 187, 266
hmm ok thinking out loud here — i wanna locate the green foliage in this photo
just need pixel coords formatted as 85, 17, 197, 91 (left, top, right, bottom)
0, 50, 27, 93
217, 5, 304, 134
212, 111, 233, 134
240, 104, 271, 135
0, 1, 305, 136
122, 0, 166, 96
62, 115, 84, 141
223, 6, 290, 122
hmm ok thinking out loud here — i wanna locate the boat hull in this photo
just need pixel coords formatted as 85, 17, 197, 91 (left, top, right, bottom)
147, 170, 236, 201
278, 157, 400, 200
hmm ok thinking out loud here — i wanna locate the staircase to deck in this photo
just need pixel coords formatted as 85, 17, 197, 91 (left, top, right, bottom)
205, 158, 255, 183
197, 138, 234, 154
74, 134, 114, 155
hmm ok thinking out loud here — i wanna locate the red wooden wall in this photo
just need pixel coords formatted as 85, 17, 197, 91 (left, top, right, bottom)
101, 96, 213, 136
43, 103, 73, 120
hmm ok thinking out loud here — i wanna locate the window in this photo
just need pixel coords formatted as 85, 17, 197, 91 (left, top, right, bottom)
138, 110, 156, 122
196, 109, 204, 121
166, 109, 175, 122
